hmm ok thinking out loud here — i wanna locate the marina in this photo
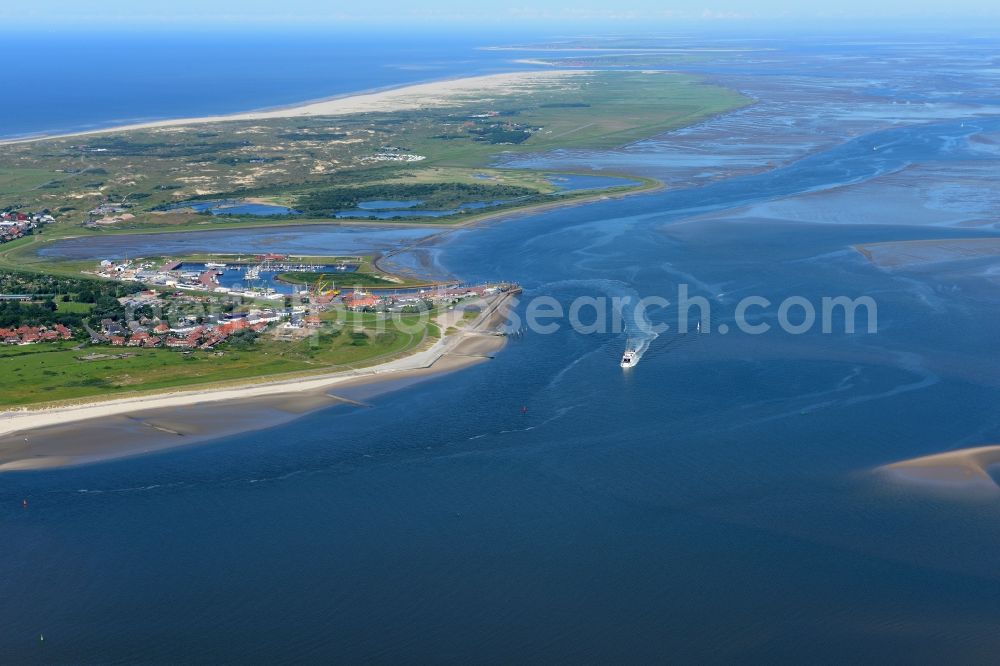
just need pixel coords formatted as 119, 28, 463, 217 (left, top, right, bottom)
97, 257, 363, 297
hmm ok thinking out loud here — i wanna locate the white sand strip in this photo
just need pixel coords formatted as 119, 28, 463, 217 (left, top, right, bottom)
0, 293, 514, 460
0, 71, 587, 145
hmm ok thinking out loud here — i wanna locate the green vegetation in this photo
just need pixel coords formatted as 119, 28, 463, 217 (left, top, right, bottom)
0, 168, 61, 198
0, 69, 749, 405
0, 269, 136, 299
82, 136, 251, 158
277, 131, 348, 141
0, 71, 748, 232
0, 270, 139, 329
55, 300, 95, 314
0, 249, 448, 409
0, 311, 434, 407
469, 124, 532, 144
277, 272, 399, 288
276, 266, 438, 289
0, 235, 111, 279
406, 71, 749, 162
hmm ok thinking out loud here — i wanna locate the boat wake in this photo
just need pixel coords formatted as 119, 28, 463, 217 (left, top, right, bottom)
619, 287, 663, 368
538, 278, 670, 369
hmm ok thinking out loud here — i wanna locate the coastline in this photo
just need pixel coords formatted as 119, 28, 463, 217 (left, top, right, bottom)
371, 176, 665, 274
0, 290, 516, 470
0, 66, 712, 469
106, 175, 662, 235
0, 70, 586, 145
1, 176, 663, 281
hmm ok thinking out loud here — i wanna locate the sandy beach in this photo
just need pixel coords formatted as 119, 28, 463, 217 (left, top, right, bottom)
876, 445, 1000, 497
0, 70, 586, 145
0, 292, 515, 470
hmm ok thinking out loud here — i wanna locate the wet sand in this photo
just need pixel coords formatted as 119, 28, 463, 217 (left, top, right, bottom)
855, 238, 1000, 268
0, 293, 514, 471
683, 160, 1000, 231
876, 446, 1000, 497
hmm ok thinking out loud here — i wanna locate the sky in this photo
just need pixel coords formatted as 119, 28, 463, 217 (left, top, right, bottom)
4, 0, 998, 26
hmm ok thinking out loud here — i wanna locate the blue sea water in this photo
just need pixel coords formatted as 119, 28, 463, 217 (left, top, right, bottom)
5, 32, 1000, 663
177, 262, 357, 295
0, 29, 546, 140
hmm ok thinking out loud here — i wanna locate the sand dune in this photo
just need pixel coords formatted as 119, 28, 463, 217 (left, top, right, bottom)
0, 71, 586, 144
877, 445, 1000, 496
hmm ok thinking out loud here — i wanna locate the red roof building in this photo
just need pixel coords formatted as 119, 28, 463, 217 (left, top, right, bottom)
343, 292, 380, 309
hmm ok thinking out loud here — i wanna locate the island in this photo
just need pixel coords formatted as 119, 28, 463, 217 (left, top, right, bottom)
0, 68, 750, 468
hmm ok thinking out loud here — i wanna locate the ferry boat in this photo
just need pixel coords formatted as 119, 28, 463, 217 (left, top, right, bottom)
205, 262, 227, 269
620, 350, 637, 368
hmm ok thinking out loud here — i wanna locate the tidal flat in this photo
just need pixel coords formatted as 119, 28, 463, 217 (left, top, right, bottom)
5, 35, 1000, 663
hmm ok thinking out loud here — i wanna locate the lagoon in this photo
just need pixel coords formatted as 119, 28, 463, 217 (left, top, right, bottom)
162, 199, 300, 216
37, 225, 440, 261
335, 199, 511, 219
545, 172, 642, 191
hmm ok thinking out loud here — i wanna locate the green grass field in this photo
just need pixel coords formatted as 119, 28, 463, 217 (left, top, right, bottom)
55, 300, 94, 314
277, 271, 433, 289
404, 71, 748, 167
0, 167, 62, 197
0, 313, 432, 407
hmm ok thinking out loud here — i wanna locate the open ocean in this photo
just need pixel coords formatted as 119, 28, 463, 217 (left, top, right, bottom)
0, 29, 547, 140
5, 30, 1000, 662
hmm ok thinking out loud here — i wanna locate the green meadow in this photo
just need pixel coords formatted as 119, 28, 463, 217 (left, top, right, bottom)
0, 312, 436, 407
